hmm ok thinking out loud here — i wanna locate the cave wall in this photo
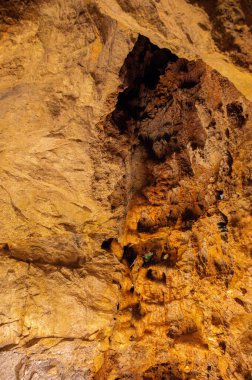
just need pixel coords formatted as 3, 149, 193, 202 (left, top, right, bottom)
0, 1, 251, 379
98, 36, 252, 380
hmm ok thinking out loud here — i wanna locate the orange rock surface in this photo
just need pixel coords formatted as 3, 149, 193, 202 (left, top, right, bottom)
0, 1, 251, 379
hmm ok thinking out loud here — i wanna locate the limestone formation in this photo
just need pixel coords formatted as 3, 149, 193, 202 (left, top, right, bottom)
0, 1, 251, 379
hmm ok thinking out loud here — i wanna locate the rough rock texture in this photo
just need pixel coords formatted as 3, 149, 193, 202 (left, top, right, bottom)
188, 0, 252, 73
97, 36, 252, 379
0, 1, 251, 379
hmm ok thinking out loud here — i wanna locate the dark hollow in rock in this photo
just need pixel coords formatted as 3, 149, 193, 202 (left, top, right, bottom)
101, 238, 114, 252
181, 208, 200, 230
146, 268, 155, 280
132, 302, 142, 320
129, 284, 134, 293
216, 189, 224, 200
2, 243, 10, 252
219, 340, 226, 353
112, 35, 177, 132
217, 221, 228, 233
146, 268, 166, 284
234, 297, 246, 308
227, 102, 247, 128
122, 245, 137, 267
226, 151, 233, 175
179, 78, 199, 89
162, 272, 166, 284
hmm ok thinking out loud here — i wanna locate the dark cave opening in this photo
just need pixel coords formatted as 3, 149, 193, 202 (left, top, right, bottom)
111, 35, 178, 133
121, 35, 178, 90
122, 244, 137, 267
109, 33, 206, 174
101, 238, 113, 252
107, 34, 209, 234
181, 208, 200, 230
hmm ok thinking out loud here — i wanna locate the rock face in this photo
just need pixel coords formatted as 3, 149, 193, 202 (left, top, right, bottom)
0, 1, 251, 379
98, 36, 252, 379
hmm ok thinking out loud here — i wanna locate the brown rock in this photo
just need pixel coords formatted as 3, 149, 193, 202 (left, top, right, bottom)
0, 1, 251, 379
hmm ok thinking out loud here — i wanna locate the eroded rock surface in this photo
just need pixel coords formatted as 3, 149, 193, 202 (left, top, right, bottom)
97, 36, 252, 379
0, 1, 251, 379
